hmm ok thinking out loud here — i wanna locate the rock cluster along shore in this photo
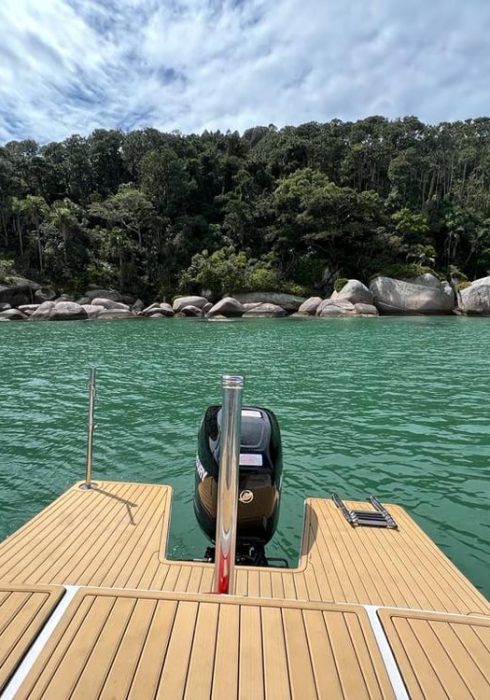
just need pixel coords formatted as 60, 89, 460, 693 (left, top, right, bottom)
1, 275, 490, 323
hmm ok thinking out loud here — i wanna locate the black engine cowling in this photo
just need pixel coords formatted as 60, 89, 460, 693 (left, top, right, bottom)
194, 405, 282, 556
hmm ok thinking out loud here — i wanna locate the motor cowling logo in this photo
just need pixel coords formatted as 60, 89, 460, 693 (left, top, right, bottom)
239, 490, 254, 504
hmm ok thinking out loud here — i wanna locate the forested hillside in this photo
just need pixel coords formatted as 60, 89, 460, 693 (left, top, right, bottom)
1, 116, 489, 300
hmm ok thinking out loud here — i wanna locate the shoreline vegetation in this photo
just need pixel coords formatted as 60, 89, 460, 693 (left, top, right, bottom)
1, 117, 490, 318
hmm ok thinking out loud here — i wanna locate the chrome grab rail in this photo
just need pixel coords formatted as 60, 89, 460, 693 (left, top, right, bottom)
80, 368, 97, 489
213, 374, 243, 594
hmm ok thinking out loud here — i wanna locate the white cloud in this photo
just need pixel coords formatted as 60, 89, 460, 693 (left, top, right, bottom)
0, 0, 489, 143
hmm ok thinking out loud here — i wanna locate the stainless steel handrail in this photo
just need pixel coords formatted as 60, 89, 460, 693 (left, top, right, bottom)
81, 367, 97, 489
213, 374, 243, 594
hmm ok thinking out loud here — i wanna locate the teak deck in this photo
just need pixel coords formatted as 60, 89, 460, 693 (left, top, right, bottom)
0, 480, 489, 698
0, 584, 62, 693
12, 590, 395, 700
378, 608, 490, 699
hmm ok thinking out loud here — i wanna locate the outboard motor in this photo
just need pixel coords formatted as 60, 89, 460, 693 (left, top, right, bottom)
194, 405, 284, 566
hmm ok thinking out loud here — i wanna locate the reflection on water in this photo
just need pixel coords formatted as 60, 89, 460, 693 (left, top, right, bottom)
0, 315, 489, 597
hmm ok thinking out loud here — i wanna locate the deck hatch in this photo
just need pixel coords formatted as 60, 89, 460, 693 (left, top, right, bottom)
378, 608, 490, 699
0, 584, 63, 693
13, 588, 396, 699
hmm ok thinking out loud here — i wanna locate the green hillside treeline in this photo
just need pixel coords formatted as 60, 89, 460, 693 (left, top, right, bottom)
1, 116, 489, 299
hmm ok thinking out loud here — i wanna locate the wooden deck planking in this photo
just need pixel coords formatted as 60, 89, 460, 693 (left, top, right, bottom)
14, 588, 395, 700
0, 482, 169, 589
239, 604, 264, 700
0, 584, 63, 693
0, 481, 488, 617
211, 603, 239, 700
379, 608, 490, 699
183, 602, 219, 700
261, 606, 291, 699
127, 599, 178, 700
307, 498, 490, 614
282, 607, 318, 698
97, 597, 157, 700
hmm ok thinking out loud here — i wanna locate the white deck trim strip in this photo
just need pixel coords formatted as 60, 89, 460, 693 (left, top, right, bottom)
365, 605, 410, 700
1, 585, 80, 700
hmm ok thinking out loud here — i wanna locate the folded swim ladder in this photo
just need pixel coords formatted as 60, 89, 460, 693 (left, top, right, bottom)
333, 494, 398, 529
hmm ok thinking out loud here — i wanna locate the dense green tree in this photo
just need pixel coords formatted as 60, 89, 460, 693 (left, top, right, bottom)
88, 129, 127, 196
1, 117, 489, 299
139, 147, 195, 218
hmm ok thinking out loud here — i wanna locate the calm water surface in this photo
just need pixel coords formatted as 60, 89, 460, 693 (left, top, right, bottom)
0, 316, 489, 597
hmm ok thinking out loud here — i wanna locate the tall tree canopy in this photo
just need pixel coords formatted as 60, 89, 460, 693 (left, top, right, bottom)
1, 117, 489, 299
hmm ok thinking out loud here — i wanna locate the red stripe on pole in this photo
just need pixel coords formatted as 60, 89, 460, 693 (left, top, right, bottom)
217, 551, 229, 593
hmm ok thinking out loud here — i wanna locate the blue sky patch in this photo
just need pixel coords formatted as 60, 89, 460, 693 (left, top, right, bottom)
0, 0, 489, 143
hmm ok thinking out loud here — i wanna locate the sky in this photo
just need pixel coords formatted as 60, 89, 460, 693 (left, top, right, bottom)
0, 0, 489, 144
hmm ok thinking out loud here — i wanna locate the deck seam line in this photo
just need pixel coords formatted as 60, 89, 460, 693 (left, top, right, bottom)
396, 512, 485, 610
365, 605, 409, 700
378, 514, 454, 611
318, 500, 369, 602
1, 585, 80, 700
29, 581, 490, 620
108, 486, 164, 583
313, 502, 350, 600
426, 618, 477, 695
4, 483, 131, 584
66, 482, 148, 586
341, 508, 406, 607
36, 482, 135, 585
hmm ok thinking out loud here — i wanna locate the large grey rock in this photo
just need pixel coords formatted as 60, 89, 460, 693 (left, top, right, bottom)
173, 296, 209, 312
84, 289, 123, 302
91, 298, 130, 310
0, 277, 40, 306
207, 297, 245, 318
0, 308, 27, 320
140, 302, 173, 317
409, 273, 442, 289
97, 308, 135, 320
141, 303, 161, 316
243, 303, 287, 318
470, 275, 490, 288
298, 297, 322, 315
35, 287, 56, 303
55, 294, 74, 303
50, 302, 87, 321
207, 315, 235, 322
18, 304, 40, 316
334, 279, 373, 305
234, 292, 305, 312
30, 301, 55, 320
458, 277, 490, 315
369, 276, 455, 314
178, 305, 203, 317
354, 303, 379, 316
159, 303, 174, 317
316, 299, 357, 317
131, 299, 144, 313
81, 304, 103, 318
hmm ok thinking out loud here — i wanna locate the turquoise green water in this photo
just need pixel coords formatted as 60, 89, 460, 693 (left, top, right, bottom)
0, 316, 489, 597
